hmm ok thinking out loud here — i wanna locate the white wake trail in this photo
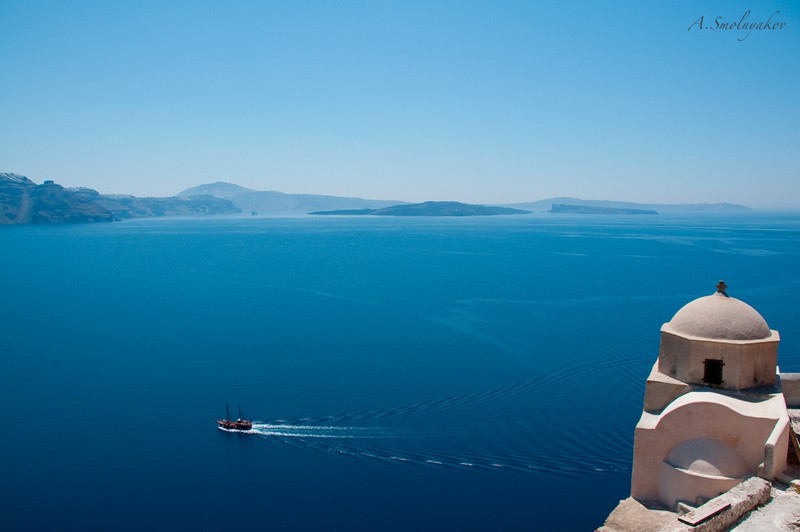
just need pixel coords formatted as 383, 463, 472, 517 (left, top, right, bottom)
248, 422, 395, 439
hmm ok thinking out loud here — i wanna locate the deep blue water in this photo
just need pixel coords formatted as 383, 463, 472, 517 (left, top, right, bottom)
2, 213, 800, 531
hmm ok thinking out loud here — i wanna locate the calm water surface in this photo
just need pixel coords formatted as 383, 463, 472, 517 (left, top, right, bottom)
1, 213, 799, 530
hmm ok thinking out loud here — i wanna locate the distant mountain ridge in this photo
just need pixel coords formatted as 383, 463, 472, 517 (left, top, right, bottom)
178, 181, 404, 214
176, 182, 253, 199
70, 188, 240, 219
548, 204, 658, 215
184, 182, 751, 215
0, 173, 755, 224
503, 197, 750, 213
310, 201, 531, 217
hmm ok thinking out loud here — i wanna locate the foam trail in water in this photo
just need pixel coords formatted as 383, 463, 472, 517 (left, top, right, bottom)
244, 423, 400, 439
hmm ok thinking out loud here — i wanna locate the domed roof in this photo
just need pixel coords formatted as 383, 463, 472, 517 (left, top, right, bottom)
666, 438, 748, 478
667, 284, 771, 341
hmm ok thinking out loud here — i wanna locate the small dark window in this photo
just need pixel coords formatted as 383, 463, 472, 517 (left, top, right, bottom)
703, 359, 724, 385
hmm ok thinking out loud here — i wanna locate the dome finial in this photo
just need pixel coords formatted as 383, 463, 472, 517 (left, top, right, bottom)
716, 280, 728, 297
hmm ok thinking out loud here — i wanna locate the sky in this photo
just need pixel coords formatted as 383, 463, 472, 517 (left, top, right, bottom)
1, 1, 798, 208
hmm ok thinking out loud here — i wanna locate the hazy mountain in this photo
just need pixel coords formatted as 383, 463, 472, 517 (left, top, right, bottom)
180, 183, 751, 215
548, 204, 657, 215
311, 201, 531, 217
177, 182, 255, 199
177, 181, 405, 214
503, 197, 751, 213
2, 173, 755, 224
70, 188, 240, 219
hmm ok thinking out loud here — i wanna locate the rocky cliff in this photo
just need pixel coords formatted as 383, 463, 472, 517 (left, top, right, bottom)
0, 173, 240, 224
0, 173, 113, 224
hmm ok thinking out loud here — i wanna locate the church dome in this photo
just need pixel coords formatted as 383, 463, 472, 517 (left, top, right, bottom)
667, 284, 771, 341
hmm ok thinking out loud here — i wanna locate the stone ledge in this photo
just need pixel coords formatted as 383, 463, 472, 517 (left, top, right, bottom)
663, 477, 770, 531
600, 478, 771, 532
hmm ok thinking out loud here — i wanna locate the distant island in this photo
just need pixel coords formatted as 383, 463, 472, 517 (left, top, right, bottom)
548, 204, 658, 215
0, 174, 754, 224
505, 197, 750, 214
177, 181, 403, 214
310, 201, 531, 217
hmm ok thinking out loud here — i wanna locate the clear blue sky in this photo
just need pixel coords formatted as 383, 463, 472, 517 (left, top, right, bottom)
1, 1, 798, 207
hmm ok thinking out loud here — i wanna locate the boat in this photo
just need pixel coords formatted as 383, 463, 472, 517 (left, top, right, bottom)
217, 403, 253, 431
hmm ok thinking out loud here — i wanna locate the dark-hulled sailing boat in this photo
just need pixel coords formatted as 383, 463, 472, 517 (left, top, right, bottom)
217, 403, 253, 431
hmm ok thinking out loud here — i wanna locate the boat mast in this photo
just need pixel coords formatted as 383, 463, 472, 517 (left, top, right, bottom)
226, 402, 230, 421
238, 404, 243, 420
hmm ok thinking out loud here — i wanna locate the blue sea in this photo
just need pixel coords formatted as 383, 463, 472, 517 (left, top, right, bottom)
2, 213, 800, 531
